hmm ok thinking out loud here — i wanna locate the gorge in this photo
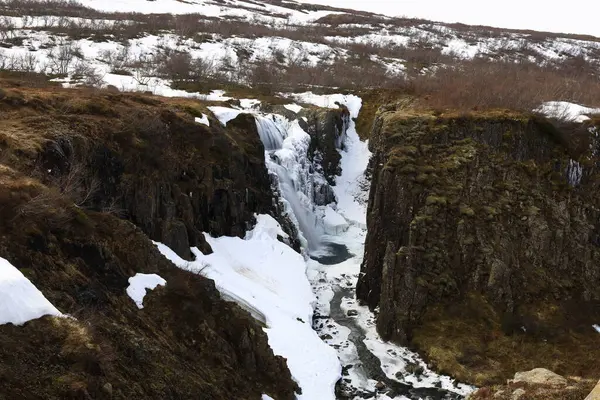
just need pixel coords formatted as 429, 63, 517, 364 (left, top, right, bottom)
0, 78, 599, 400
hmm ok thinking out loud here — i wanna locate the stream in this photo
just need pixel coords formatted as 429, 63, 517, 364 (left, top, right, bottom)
310, 238, 466, 400
252, 95, 473, 399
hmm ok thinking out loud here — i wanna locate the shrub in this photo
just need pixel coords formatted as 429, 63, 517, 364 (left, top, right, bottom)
402, 59, 600, 111
71, 60, 104, 87
99, 46, 132, 75
45, 39, 82, 75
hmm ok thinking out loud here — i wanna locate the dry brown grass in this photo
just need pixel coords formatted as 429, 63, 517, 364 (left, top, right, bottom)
0, 0, 598, 115
470, 377, 597, 400
400, 60, 600, 112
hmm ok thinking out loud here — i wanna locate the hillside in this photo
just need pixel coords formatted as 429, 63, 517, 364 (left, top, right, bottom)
0, 1, 599, 400
0, 0, 599, 109
0, 83, 300, 399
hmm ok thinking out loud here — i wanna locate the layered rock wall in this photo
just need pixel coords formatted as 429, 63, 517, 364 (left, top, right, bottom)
357, 108, 600, 384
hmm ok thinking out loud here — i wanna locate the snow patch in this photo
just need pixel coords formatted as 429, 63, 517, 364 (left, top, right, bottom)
284, 103, 303, 113
208, 106, 244, 126
240, 98, 262, 109
126, 273, 167, 309
204, 90, 233, 102
194, 114, 210, 126
535, 101, 600, 123
593, 324, 600, 334
442, 38, 480, 59
0, 257, 63, 326
323, 206, 349, 235
63, 67, 233, 102
155, 214, 341, 400
286, 92, 362, 118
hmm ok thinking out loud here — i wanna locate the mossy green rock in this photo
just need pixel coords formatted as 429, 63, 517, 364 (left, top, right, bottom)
357, 109, 600, 386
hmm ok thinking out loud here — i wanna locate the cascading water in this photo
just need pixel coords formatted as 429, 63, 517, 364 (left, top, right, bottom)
255, 114, 285, 150
269, 162, 322, 249
254, 114, 325, 251
208, 99, 472, 399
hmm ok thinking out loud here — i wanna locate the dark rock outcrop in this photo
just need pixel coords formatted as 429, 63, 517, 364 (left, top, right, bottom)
300, 105, 350, 187
357, 108, 600, 385
0, 88, 298, 399
34, 104, 275, 260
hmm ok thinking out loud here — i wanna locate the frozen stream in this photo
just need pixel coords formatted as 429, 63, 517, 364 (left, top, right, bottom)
158, 94, 474, 400
287, 93, 474, 400
310, 234, 467, 400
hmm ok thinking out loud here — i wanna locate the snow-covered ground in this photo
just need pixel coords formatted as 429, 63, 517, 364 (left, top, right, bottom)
126, 273, 167, 309
0, 0, 598, 100
0, 256, 63, 326
156, 215, 341, 400
535, 101, 600, 123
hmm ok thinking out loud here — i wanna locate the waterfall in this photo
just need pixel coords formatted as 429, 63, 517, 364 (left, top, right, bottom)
268, 163, 322, 249
255, 115, 285, 150
254, 114, 324, 251
566, 159, 583, 186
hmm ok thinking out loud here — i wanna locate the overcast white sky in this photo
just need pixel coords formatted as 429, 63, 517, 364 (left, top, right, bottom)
298, 0, 600, 37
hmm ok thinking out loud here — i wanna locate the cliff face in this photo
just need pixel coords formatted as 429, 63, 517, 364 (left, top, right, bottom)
23, 92, 277, 260
0, 87, 298, 399
357, 107, 600, 385
301, 106, 350, 186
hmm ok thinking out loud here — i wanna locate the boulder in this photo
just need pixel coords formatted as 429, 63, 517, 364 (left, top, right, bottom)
512, 368, 567, 387
586, 380, 600, 400
511, 388, 526, 400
